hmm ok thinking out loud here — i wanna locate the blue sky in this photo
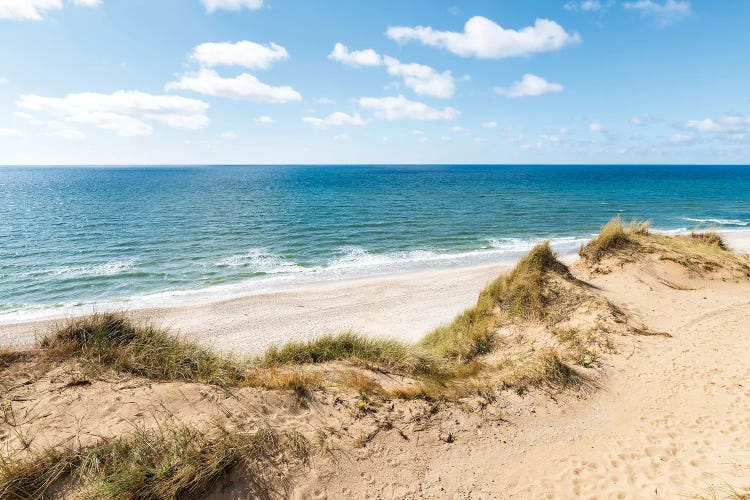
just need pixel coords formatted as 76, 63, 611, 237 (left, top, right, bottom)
0, 0, 748, 164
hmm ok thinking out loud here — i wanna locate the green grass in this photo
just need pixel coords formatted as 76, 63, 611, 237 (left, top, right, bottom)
420, 241, 571, 362
259, 331, 442, 375
505, 348, 586, 392
579, 216, 651, 262
40, 313, 245, 386
0, 422, 309, 500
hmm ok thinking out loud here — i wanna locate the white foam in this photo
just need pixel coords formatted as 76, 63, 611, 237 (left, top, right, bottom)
0, 235, 589, 324
50, 259, 136, 278
683, 217, 748, 227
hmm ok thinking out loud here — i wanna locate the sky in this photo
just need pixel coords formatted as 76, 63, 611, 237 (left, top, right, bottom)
0, 0, 748, 165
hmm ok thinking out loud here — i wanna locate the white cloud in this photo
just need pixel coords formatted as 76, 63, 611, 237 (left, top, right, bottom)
333, 134, 349, 142
302, 111, 366, 128
166, 68, 301, 103
623, 0, 691, 26
254, 115, 274, 123
0, 128, 25, 137
0, 0, 99, 21
630, 114, 661, 126
452, 125, 470, 135
17, 90, 210, 136
0, 77, 7, 85
48, 128, 86, 139
315, 97, 334, 105
329, 44, 455, 98
473, 137, 483, 143
386, 16, 581, 59
190, 41, 288, 69
482, 121, 498, 128
520, 142, 542, 151
685, 115, 750, 134
382, 56, 455, 99
358, 95, 458, 121
668, 133, 693, 143
202, 0, 263, 13
588, 122, 606, 132
541, 134, 561, 143
564, 0, 602, 11
328, 43, 382, 67
222, 130, 238, 139
495, 74, 563, 98
418, 136, 428, 143
440, 135, 451, 141
382, 136, 390, 143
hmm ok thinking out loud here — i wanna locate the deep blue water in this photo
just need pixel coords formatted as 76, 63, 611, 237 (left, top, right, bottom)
1, 165, 749, 321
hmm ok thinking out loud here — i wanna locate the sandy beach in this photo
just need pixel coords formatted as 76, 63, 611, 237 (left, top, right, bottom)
2, 230, 749, 355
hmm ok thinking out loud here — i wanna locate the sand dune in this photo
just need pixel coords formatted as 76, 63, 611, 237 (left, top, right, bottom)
2, 227, 750, 498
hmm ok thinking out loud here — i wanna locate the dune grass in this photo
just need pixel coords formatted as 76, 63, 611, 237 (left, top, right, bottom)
420, 242, 571, 362
39, 312, 245, 386
259, 331, 442, 375
579, 216, 651, 262
0, 422, 309, 500
505, 348, 587, 392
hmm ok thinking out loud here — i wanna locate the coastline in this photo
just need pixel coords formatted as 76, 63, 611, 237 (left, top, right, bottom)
2, 229, 750, 354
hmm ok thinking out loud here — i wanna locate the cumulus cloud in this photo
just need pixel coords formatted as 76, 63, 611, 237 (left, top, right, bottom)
328, 43, 383, 67
16, 91, 210, 137
302, 111, 366, 128
495, 74, 563, 98
329, 44, 455, 99
358, 95, 458, 121
630, 114, 661, 126
482, 121, 498, 128
333, 134, 349, 142
190, 41, 288, 69
254, 115, 274, 123
623, 0, 691, 26
0, 0, 99, 21
382, 56, 455, 99
202, 0, 263, 13
386, 16, 581, 59
564, 0, 602, 11
165, 68, 301, 103
588, 122, 606, 132
684, 114, 750, 134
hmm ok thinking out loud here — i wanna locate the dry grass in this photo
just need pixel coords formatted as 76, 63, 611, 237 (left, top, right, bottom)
39, 313, 245, 386
0, 422, 309, 500
505, 348, 587, 392
420, 242, 571, 362
259, 331, 442, 375
579, 216, 651, 262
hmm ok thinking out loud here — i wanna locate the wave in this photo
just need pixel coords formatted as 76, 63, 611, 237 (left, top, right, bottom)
50, 259, 136, 278
683, 217, 748, 227
215, 249, 305, 274
0, 236, 589, 324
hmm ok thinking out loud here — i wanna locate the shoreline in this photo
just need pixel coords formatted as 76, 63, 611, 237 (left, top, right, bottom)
3, 229, 750, 354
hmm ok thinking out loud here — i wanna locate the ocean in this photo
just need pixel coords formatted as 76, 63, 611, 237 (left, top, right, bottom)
2, 164, 749, 322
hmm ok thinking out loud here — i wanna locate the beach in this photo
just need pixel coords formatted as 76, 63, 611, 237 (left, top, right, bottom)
3, 230, 750, 355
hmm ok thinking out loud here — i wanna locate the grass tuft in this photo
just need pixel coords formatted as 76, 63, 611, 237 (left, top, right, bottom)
507, 349, 585, 391
0, 422, 308, 499
579, 216, 651, 262
420, 242, 571, 362
259, 331, 442, 375
40, 312, 244, 386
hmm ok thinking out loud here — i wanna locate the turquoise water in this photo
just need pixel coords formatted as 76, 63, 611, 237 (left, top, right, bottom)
2, 165, 749, 321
